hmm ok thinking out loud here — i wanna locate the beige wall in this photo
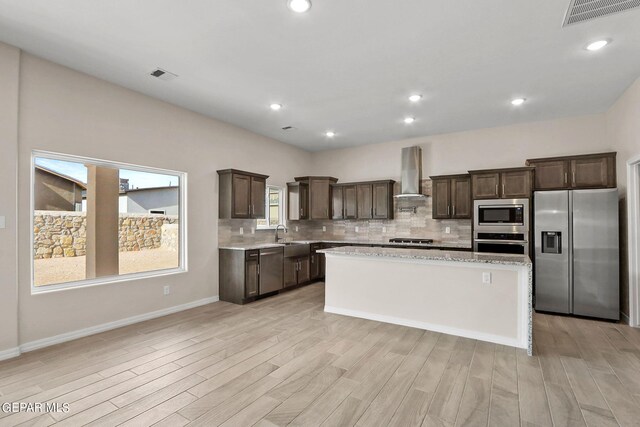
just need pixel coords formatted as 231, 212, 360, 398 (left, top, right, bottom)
606, 77, 640, 195
13, 53, 312, 346
0, 43, 20, 354
606, 77, 640, 320
311, 114, 611, 182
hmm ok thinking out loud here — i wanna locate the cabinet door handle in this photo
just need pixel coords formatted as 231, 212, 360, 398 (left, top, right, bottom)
564, 172, 568, 185
495, 184, 499, 195
257, 264, 260, 275
447, 205, 450, 216
502, 183, 505, 195
452, 206, 455, 217
572, 172, 576, 184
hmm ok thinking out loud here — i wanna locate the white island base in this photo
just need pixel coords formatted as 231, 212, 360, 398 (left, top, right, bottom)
320, 247, 533, 355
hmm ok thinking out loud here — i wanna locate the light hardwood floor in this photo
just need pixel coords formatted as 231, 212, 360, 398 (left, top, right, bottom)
1, 283, 640, 426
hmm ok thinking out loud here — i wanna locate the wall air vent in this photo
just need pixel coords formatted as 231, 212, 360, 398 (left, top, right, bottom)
563, 0, 640, 26
149, 68, 178, 81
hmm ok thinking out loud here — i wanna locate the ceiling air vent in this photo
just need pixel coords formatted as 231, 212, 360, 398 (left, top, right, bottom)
563, 0, 640, 26
281, 126, 296, 131
149, 68, 178, 81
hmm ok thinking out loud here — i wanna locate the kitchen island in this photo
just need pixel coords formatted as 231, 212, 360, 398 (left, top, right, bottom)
320, 246, 532, 355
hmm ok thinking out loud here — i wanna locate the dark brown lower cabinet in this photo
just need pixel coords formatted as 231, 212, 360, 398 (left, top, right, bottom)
245, 255, 259, 298
284, 257, 298, 288
284, 256, 310, 287
310, 253, 320, 280
219, 249, 261, 305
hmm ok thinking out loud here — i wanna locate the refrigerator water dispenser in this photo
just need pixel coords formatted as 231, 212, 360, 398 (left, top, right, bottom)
541, 231, 561, 254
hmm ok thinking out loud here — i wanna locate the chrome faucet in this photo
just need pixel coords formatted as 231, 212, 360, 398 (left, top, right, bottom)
275, 224, 288, 242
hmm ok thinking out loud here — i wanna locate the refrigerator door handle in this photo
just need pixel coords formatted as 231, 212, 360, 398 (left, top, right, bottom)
568, 191, 574, 314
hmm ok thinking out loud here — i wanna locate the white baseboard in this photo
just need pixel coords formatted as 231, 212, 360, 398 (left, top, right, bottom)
0, 347, 21, 362
17, 296, 219, 355
324, 305, 526, 350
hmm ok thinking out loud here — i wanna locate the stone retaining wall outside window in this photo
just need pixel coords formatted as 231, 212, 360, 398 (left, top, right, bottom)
33, 211, 179, 259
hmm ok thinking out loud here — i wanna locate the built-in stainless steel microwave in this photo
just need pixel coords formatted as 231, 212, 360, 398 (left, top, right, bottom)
474, 199, 528, 227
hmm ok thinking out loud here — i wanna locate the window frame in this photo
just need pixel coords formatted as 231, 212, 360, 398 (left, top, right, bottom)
256, 185, 285, 230
30, 150, 188, 294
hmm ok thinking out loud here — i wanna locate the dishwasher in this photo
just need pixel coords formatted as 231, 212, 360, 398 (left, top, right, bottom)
259, 247, 284, 294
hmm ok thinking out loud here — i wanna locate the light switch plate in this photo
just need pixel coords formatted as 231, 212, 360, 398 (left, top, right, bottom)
0, 216, 5, 229
322, 226, 326, 232
482, 272, 492, 284
239, 227, 244, 235
445, 227, 451, 234
355, 226, 359, 232
382, 227, 387, 233
295, 226, 299, 232
251, 227, 255, 234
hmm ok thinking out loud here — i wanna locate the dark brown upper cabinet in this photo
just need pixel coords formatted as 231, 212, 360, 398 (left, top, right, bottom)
355, 180, 395, 220
287, 181, 309, 220
217, 169, 268, 219
356, 184, 373, 219
430, 174, 471, 219
343, 185, 358, 219
331, 185, 344, 220
469, 167, 534, 200
289, 176, 338, 221
330, 184, 358, 220
526, 152, 616, 190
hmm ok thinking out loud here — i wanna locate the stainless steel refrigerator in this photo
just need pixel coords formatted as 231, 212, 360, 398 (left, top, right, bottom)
534, 189, 619, 320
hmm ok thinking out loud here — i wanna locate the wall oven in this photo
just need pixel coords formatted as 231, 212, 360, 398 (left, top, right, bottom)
474, 199, 530, 256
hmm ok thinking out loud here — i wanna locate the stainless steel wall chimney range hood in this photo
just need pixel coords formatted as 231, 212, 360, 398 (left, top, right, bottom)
395, 146, 426, 198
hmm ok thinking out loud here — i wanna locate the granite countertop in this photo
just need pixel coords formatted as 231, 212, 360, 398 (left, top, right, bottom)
319, 246, 532, 266
219, 239, 472, 251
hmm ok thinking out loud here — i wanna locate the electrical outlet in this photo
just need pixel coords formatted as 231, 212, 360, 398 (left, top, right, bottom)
382, 226, 387, 233
322, 226, 326, 232
445, 227, 451, 234
355, 226, 359, 232
295, 226, 299, 232
482, 272, 492, 284
251, 227, 255, 234
163, 285, 171, 295
239, 227, 244, 235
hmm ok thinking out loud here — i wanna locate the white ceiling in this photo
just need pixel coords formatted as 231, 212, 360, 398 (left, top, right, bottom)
0, 1, 639, 152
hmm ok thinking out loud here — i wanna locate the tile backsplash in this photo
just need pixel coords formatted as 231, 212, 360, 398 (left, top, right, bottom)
218, 180, 471, 246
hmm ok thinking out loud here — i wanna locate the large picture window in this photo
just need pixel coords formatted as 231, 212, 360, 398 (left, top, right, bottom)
32, 151, 186, 292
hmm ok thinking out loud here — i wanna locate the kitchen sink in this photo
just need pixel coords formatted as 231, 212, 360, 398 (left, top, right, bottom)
282, 243, 310, 258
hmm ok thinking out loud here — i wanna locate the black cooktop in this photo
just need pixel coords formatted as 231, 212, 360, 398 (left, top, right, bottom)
388, 238, 434, 244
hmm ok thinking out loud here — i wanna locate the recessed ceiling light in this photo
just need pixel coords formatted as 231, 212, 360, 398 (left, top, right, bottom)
586, 40, 609, 51
269, 103, 283, 111
325, 131, 336, 138
511, 98, 526, 106
408, 94, 422, 102
403, 117, 416, 124
287, 0, 311, 13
